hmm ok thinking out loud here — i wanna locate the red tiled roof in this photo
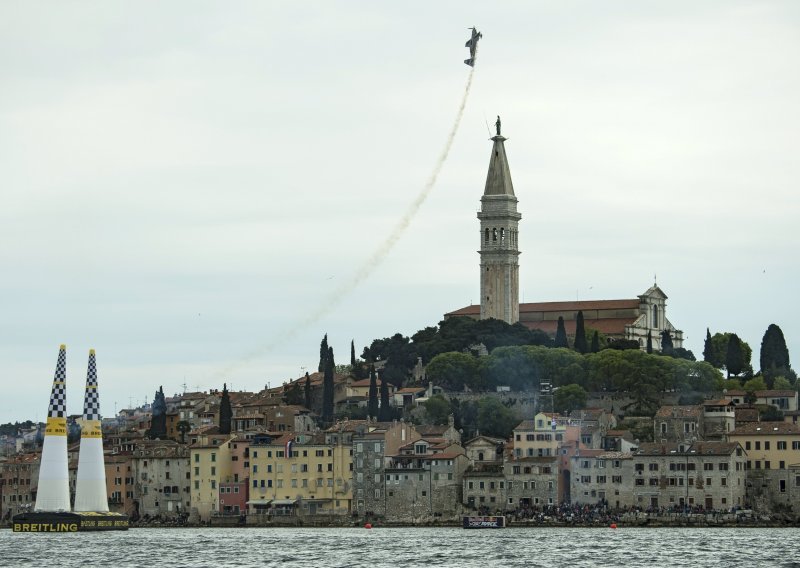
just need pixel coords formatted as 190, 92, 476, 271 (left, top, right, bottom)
730, 423, 800, 436
447, 299, 639, 317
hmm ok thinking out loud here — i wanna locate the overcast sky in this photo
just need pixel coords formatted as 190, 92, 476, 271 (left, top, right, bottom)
1, 1, 798, 423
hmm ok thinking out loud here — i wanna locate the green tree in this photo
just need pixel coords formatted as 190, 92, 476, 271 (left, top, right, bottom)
591, 330, 600, 353
318, 333, 328, 372
480, 346, 540, 391
726, 333, 746, 378
476, 398, 518, 439
555, 317, 569, 348
423, 394, 451, 425
773, 376, 793, 390
703, 328, 713, 364
367, 365, 379, 419
426, 352, 482, 391
646, 330, 653, 354
760, 324, 791, 386
742, 376, 767, 392
378, 372, 391, 421
553, 384, 588, 414
283, 378, 304, 406
304, 372, 312, 409
147, 386, 167, 439
176, 420, 191, 443
706, 332, 752, 373
322, 347, 335, 422
219, 383, 232, 434
574, 311, 588, 354
661, 330, 674, 356
350, 339, 356, 367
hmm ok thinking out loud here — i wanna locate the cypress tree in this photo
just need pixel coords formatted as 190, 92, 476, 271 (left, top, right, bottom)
148, 386, 167, 439
303, 372, 312, 409
378, 372, 391, 421
726, 333, 744, 378
661, 330, 674, 355
322, 346, 335, 422
591, 331, 600, 353
555, 317, 569, 348
703, 328, 713, 363
219, 383, 232, 434
574, 311, 588, 354
760, 324, 791, 376
367, 365, 379, 419
646, 330, 653, 354
351, 340, 356, 367
318, 333, 328, 372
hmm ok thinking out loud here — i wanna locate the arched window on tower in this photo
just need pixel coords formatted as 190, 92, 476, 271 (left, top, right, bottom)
492, 228, 497, 242
500, 227, 505, 246
652, 305, 659, 328
484, 228, 489, 244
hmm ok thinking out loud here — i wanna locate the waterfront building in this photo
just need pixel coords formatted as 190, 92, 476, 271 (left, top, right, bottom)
0, 452, 40, 519
383, 439, 469, 520
570, 450, 635, 509
132, 440, 190, 519
728, 422, 800, 511
104, 454, 135, 515
247, 430, 353, 519
189, 431, 236, 522
351, 420, 422, 517
633, 442, 746, 511
503, 456, 559, 508
463, 464, 506, 512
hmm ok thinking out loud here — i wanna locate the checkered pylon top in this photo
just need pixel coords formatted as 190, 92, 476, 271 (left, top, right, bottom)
83, 349, 101, 421
48, 344, 67, 418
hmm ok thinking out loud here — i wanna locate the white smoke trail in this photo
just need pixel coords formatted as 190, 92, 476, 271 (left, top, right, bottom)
214, 67, 476, 379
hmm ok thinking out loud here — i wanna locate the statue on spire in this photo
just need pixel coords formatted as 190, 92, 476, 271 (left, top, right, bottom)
495, 115, 501, 136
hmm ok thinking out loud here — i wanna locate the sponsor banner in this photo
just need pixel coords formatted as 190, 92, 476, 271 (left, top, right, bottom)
80, 419, 102, 438
45, 417, 67, 436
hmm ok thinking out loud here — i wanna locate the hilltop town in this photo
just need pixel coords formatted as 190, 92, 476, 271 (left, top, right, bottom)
1, 324, 798, 528
3, 127, 797, 528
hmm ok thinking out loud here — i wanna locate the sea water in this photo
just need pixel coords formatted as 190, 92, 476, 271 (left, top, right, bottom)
2, 526, 799, 567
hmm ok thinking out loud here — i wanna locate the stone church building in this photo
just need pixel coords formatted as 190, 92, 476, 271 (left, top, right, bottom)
446, 120, 683, 351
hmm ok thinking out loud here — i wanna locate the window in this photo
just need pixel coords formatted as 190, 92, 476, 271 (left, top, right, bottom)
777, 441, 787, 450
211, 453, 216, 462
649, 463, 658, 471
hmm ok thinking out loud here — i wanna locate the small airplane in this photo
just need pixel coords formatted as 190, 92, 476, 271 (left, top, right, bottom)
464, 27, 482, 67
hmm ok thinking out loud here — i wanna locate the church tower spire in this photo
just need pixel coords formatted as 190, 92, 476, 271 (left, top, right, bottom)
477, 117, 521, 324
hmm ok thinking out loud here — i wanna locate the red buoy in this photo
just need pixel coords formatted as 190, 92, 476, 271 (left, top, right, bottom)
610, 523, 617, 529
364, 523, 372, 529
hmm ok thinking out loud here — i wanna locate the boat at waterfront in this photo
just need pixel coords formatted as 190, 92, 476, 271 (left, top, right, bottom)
462, 515, 506, 528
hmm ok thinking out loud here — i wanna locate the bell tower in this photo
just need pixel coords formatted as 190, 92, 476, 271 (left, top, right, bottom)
477, 117, 520, 324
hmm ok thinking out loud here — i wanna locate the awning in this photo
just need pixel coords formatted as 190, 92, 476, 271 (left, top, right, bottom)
246, 499, 272, 506
271, 499, 298, 506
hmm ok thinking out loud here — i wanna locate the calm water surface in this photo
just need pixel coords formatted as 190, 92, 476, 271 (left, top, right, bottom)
2, 527, 800, 567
